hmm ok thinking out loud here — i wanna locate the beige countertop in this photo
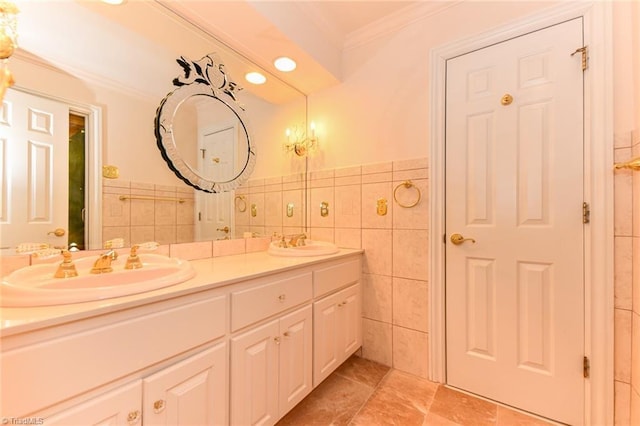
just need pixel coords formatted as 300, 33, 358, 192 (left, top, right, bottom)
0, 249, 362, 336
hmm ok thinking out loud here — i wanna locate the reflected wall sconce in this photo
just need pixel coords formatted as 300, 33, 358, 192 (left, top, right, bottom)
284, 122, 318, 156
0, 0, 18, 103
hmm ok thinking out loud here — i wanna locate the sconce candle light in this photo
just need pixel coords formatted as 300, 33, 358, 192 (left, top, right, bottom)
284, 122, 318, 156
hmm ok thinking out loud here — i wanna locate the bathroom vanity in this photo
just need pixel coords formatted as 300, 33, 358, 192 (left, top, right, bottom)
0, 249, 362, 425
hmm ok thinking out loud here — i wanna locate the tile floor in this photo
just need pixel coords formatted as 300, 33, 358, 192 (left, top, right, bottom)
277, 355, 554, 426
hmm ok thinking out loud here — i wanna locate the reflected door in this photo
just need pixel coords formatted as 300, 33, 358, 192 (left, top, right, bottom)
445, 18, 585, 425
196, 125, 236, 240
0, 89, 69, 253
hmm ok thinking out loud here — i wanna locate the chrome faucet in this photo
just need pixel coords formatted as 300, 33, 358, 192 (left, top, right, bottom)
91, 249, 118, 274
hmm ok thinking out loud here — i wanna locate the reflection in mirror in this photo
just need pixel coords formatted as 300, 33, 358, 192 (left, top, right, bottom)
156, 54, 255, 192
0, 0, 308, 255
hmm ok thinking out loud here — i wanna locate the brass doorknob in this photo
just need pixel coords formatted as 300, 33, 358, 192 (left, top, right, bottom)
48, 228, 66, 237
217, 226, 230, 233
450, 233, 476, 245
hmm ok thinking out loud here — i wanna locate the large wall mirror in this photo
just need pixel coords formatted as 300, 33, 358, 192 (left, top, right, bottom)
0, 1, 307, 255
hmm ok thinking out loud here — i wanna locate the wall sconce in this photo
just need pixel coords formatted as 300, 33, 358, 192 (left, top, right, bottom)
284, 122, 318, 156
0, 0, 18, 103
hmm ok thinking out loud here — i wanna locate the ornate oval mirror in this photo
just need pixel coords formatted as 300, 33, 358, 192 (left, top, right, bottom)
155, 53, 256, 193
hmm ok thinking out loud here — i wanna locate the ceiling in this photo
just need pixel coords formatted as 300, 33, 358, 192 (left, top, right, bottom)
15, 0, 446, 102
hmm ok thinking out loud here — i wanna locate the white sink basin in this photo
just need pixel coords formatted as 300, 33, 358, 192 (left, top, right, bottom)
267, 240, 339, 257
1, 254, 195, 307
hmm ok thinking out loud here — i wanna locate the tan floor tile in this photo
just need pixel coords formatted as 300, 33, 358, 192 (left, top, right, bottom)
496, 406, 554, 425
350, 370, 439, 426
334, 355, 391, 389
429, 387, 497, 426
277, 374, 373, 426
424, 412, 463, 425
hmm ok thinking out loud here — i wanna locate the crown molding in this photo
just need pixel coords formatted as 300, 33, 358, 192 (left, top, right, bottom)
344, 1, 463, 51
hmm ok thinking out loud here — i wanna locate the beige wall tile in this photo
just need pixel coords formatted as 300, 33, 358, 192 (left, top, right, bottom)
103, 226, 130, 247
392, 179, 428, 230
615, 237, 634, 309
362, 318, 392, 366
362, 273, 392, 323
614, 148, 633, 236
130, 226, 155, 244
615, 381, 631, 425
634, 237, 640, 314
335, 228, 361, 249
361, 182, 392, 229
176, 200, 195, 225
154, 225, 176, 245
170, 241, 213, 260
615, 308, 633, 382
130, 199, 154, 226
362, 229, 392, 276
264, 191, 283, 227
393, 158, 428, 172
103, 193, 130, 227
632, 312, 640, 393
213, 239, 245, 257
631, 386, 640, 426
283, 190, 303, 228
310, 186, 335, 228
249, 192, 265, 228
309, 227, 335, 243
335, 185, 362, 228
362, 162, 392, 175
392, 326, 429, 379
393, 229, 429, 281
176, 224, 194, 243
393, 277, 429, 332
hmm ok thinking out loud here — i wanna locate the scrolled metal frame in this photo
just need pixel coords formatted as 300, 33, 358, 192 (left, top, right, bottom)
155, 53, 256, 193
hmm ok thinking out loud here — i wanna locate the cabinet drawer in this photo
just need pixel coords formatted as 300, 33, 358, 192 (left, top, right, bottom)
1, 294, 227, 417
231, 273, 312, 331
313, 259, 361, 297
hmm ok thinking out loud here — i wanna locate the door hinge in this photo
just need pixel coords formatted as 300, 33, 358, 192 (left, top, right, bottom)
571, 46, 589, 71
583, 202, 590, 224
583, 356, 590, 378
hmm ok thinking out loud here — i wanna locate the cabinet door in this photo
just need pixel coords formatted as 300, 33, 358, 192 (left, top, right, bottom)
46, 381, 142, 426
231, 320, 279, 426
278, 305, 313, 417
313, 292, 341, 387
143, 342, 228, 426
313, 283, 362, 387
338, 283, 362, 360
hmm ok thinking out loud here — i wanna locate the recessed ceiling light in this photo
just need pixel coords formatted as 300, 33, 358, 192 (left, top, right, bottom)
245, 72, 266, 85
101, 0, 125, 4
274, 57, 296, 72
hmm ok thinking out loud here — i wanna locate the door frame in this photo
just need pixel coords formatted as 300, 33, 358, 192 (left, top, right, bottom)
428, 2, 614, 425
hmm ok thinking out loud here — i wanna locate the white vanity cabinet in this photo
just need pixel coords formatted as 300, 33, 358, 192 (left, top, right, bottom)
229, 272, 313, 425
312, 259, 362, 387
45, 380, 143, 425
45, 343, 228, 426
0, 251, 363, 426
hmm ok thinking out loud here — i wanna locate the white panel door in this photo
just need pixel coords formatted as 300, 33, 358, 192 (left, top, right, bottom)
278, 305, 312, 417
445, 18, 584, 425
143, 343, 228, 426
0, 89, 69, 252
196, 126, 235, 241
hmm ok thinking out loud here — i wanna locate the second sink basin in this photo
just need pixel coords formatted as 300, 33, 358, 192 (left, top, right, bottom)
1, 253, 196, 307
267, 240, 339, 257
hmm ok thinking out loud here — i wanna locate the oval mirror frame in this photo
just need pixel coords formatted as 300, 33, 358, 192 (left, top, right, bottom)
155, 53, 256, 193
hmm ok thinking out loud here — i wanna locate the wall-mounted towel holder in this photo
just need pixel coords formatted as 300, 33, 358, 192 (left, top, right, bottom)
614, 157, 640, 171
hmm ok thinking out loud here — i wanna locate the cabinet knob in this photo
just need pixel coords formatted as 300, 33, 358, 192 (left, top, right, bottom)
127, 410, 141, 424
283, 331, 291, 337
278, 294, 286, 302
274, 336, 281, 345
338, 301, 346, 307
153, 399, 166, 413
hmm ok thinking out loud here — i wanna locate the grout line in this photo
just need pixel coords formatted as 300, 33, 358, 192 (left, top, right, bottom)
345, 366, 393, 425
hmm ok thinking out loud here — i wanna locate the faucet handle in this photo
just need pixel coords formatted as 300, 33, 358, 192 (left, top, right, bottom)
54, 250, 78, 278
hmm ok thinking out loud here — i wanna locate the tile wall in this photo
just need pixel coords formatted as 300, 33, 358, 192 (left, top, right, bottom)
614, 131, 639, 425
102, 179, 195, 246
304, 158, 430, 378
